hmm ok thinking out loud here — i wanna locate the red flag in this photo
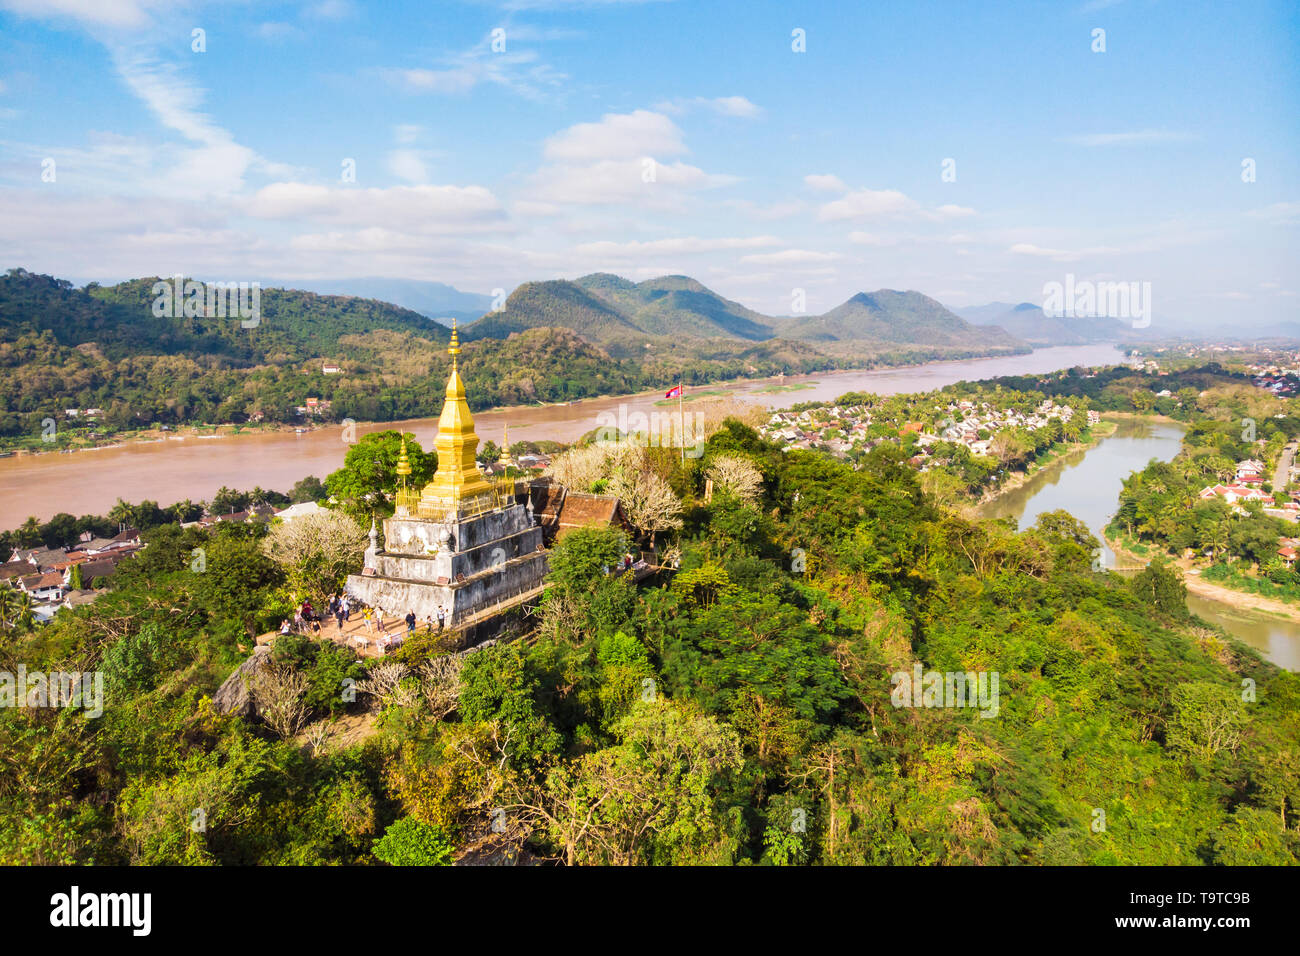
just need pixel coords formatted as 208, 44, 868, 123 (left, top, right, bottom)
665, 385, 683, 399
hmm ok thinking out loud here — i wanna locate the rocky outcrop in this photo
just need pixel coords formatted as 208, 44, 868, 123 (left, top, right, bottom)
212, 645, 272, 717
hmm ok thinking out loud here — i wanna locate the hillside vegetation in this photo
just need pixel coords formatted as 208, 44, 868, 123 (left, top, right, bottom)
3, 422, 1295, 865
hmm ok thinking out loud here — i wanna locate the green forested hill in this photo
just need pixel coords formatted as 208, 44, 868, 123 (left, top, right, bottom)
461, 279, 643, 347
88, 275, 451, 359
781, 290, 1021, 349
575, 273, 776, 340
0, 269, 634, 441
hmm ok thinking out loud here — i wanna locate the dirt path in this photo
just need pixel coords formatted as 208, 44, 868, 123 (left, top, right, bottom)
1107, 533, 1300, 624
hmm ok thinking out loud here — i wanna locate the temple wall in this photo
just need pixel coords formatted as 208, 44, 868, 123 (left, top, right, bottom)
376, 525, 542, 583
383, 503, 536, 557
345, 550, 548, 623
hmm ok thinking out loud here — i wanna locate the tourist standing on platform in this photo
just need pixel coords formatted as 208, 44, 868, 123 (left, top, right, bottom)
335, 603, 346, 631
425, 613, 435, 634
376, 607, 385, 633
363, 607, 373, 633
405, 611, 416, 635
436, 606, 446, 631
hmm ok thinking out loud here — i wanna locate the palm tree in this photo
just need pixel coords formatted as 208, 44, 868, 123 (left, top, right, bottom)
108, 498, 134, 528
13, 591, 35, 632
1205, 518, 1231, 561
0, 585, 16, 633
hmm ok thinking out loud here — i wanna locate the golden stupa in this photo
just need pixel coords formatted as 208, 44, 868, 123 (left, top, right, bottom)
419, 319, 497, 515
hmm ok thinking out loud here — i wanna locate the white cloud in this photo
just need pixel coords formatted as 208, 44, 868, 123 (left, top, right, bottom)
723, 198, 806, 220
389, 66, 480, 94
0, 0, 165, 28
544, 110, 686, 162
739, 249, 843, 265
574, 236, 780, 256
394, 124, 423, 145
1246, 201, 1300, 225
243, 182, 509, 233
655, 95, 763, 118
1009, 242, 1079, 261
107, 47, 283, 196
921, 204, 976, 221
818, 188, 915, 220
528, 158, 730, 205
847, 231, 896, 246
387, 149, 428, 183
804, 173, 848, 193
818, 187, 975, 223
384, 45, 567, 101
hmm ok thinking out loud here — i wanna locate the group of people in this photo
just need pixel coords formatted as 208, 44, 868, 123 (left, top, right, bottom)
602, 553, 638, 576
279, 593, 453, 648
282, 598, 323, 636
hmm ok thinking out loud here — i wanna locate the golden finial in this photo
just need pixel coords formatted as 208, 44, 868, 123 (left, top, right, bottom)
448, 317, 461, 372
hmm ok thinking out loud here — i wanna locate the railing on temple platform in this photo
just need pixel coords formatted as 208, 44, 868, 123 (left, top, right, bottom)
393, 477, 524, 522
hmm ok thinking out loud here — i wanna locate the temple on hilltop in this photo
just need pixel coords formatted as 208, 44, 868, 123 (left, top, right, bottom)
344, 320, 549, 637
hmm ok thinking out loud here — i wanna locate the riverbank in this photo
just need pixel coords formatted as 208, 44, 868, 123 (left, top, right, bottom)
1105, 530, 1300, 625
0, 344, 1127, 527
3, 420, 332, 458
976, 419, 1120, 507
0, 344, 1116, 456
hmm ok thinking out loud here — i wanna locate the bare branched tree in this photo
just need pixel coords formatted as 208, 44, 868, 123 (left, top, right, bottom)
262, 509, 368, 605
357, 660, 419, 709
608, 471, 683, 549
418, 656, 463, 721
706, 454, 763, 503
252, 664, 311, 739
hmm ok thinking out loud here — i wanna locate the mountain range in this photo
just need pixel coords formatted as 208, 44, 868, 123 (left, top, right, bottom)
953, 301, 1136, 346
0, 266, 1136, 444
461, 272, 1032, 362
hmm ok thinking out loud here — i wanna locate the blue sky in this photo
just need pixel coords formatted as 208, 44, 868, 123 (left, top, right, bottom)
0, 0, 1296, 330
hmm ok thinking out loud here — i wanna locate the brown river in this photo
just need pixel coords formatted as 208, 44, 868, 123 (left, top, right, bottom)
0, 344, 1122, 527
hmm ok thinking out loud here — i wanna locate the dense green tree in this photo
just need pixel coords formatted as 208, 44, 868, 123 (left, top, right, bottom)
372, 818, 454, 866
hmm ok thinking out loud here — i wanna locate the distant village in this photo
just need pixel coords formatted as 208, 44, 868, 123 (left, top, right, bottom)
761, 397, 1100, 468
0, 501, 334, 625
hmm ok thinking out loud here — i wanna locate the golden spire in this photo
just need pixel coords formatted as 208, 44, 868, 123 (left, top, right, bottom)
420, 317, 495, 515
501, 422, 513, 468
396, 435, 412, 490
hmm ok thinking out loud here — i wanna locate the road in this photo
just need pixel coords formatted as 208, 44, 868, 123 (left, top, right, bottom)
1274, 442, 1297, 491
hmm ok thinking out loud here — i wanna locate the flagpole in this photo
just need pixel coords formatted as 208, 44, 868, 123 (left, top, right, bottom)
678, 379, 685, 464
